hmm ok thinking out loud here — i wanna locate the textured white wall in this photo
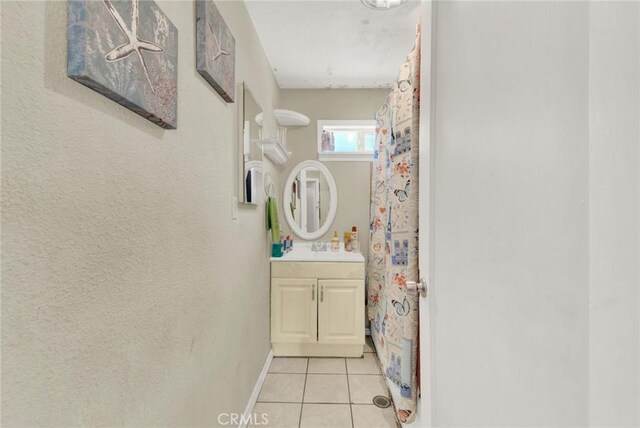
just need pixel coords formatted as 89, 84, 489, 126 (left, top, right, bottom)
1, 1, 279, 426
429, 1, 639, 426
431, 2, 590, 426
588, 2, 640, 425
278, 89, 389, 261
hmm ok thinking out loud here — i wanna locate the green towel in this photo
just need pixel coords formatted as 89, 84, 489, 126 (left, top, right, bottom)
266, 196, 280, 242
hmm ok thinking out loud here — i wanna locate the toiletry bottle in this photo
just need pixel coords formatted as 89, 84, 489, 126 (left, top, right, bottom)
344, 232, 351, 252
350, 226, 359, 253
331, 231, 340, 252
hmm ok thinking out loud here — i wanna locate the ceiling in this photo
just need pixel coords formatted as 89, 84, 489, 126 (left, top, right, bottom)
244, 0, 422, 89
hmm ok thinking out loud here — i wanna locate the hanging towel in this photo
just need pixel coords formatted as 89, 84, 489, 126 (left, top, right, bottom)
266, 196, 280, 242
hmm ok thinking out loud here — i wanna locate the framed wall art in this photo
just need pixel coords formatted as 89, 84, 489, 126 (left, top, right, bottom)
67, 0, 178, 129
196, 0, 236, 103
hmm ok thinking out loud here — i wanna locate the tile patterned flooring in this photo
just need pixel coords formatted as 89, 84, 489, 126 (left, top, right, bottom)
251, 337, 399, 428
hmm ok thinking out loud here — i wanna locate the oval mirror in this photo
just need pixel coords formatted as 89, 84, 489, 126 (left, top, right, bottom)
283, 160, 337, 240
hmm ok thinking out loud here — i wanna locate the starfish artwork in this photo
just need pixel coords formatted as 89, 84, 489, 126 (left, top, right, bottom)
207, 22, 230, 63
67, 0, 178, 129
196, 0, 236, 103
102, 0, 164, 93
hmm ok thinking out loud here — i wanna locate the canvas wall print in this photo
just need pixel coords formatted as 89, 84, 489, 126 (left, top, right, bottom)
196, 0, 235, 103
67, 0, 178, 129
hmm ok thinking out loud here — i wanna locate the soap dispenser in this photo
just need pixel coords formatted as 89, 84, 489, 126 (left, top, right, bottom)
331, 231, 340, 252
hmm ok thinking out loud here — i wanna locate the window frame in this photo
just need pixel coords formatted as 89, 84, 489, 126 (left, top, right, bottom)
317, 120, 377, 162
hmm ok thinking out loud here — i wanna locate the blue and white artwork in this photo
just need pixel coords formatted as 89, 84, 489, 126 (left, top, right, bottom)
196, 0, 235, 103
67, 0, 178, 129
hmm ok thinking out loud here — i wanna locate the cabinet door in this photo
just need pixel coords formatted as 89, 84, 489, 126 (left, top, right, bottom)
271, 278, 318, 343
318, 279, 365, 345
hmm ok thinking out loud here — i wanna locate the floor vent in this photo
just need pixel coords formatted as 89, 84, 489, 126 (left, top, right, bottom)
373, 395, 392, 408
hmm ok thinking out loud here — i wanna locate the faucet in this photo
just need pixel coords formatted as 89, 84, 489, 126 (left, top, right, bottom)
311, 242, 327, 252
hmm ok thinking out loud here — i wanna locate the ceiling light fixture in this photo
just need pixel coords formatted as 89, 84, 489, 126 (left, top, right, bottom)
360, 0, 408, 10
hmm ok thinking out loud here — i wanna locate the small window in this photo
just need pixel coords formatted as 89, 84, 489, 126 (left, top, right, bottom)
317, 120, 376, 161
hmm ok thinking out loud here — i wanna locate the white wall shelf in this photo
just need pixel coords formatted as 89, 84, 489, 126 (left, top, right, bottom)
253, 139, 291, 165
255, 109, 310, 127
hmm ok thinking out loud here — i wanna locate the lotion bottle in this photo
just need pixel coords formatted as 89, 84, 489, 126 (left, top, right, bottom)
331, 231, 340, 252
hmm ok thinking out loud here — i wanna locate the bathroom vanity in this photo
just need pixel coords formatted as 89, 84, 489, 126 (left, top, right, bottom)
270, 160, 365, 357
270, 245, 365, 357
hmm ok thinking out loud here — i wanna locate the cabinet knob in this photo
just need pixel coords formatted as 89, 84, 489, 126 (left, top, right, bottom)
406, 278, 427, 298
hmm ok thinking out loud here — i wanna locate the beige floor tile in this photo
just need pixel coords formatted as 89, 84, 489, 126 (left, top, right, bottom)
250, 403, 301, 428
307, 358, 346, 374
257, 373, 306, 403
347, 353, 381, 375
300, 404, 352, 428
351, 404, 398, 428
269, 357, 308, 374
303, 374, 349, 403
364, 336, 376, 353
348, 374, 389, 404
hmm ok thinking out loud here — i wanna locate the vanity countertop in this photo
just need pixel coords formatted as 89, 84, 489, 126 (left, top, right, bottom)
271, 243, 365, 263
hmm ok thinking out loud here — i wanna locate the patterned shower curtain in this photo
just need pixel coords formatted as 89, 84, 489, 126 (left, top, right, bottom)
368, 25, 420, 424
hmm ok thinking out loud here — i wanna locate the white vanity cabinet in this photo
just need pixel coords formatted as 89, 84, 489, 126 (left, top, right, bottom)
270, 260, 365, 357
271, 278, 318, 344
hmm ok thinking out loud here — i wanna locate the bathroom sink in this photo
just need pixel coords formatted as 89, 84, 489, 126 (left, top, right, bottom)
271, 243, 365, 263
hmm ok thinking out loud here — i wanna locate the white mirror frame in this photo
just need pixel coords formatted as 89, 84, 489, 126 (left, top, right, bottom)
283, 160, 338, 240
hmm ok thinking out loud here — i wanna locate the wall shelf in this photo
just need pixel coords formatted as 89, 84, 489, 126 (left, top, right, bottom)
255, 109, 310, 127
253, 139, 291, 165
273, 109, 310, 127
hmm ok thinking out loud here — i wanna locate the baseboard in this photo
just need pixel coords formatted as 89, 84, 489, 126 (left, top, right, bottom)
239, 348, 273, 428
272, 343, 364, 357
